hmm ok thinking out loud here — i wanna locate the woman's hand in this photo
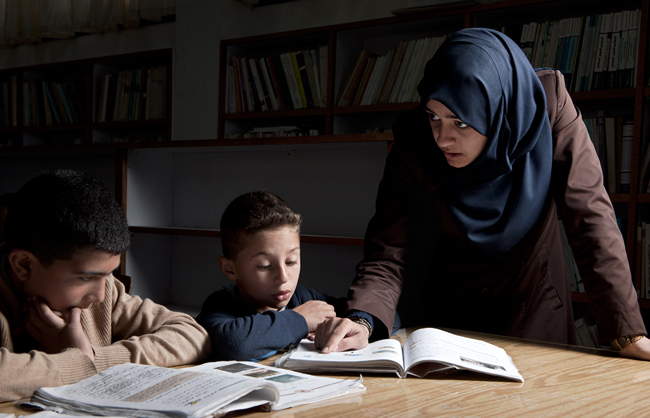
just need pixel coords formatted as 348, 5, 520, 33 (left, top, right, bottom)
314, 317, 369, 353
619, 336, 650, 360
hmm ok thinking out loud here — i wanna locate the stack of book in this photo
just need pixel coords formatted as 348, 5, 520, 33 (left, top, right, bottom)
518, 9, 641, 92
96, 65, 167, 123
638, 222, 650, 300
336, 35, 448, 107
224, 125, 323, 139
227, 46, 328, 113
582, 112, 634, 194
22, 79, 86, 127
0, 75, 17, 128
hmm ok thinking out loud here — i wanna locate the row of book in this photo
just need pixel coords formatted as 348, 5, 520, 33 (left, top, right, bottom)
518, 9, 641, 92
583, 112, 633, 194
23, 79, 86, 127
337, 35, 448, 107
92, 134, 166, 144
0, 76, 17, 127
639, 222, 650, 299
639, 137, 650, 194
224, 125, 323, 139
96, 66, 167, 122
226, 46, 328, 114
561, 217, 626, 297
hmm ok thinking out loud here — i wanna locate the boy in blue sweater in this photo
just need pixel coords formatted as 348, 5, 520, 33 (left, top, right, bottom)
197, 191, 347, 361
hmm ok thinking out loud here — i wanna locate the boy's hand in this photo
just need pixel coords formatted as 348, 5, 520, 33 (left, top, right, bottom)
314, 317, 369, 353
24, 297, 95, 362
292, 300, 336, 338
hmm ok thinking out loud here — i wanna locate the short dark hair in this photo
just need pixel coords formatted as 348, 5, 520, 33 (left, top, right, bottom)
220, 191, 301, 259
4, 169, 131, 266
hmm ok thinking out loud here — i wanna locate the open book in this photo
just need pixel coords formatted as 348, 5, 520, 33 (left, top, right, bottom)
276, 328, 523, 382
25, 361, 365, 418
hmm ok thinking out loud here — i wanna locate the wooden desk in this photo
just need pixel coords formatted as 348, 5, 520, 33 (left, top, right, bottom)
2, 329, 650, 417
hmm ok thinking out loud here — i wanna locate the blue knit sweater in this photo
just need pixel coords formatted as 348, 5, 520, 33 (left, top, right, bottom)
196, 284, 346, 361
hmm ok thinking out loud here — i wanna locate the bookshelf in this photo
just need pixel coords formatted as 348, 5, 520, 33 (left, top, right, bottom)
216, 0, 650, 311
1, 0, 649, 316
0, 48, 173, 149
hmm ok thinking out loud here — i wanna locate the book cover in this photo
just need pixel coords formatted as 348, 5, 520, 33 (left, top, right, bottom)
258, 57, 278, 111
352, 56, 376, 106
604, 114, 616, 192
592, 13, 613, 90
248, 57, 268, 111
619, 115, 634, 193
337, 50, 374, 107
34, 79, 46, 126
121, 71, 131, 121
240, 56, 255, 112
269, 54, 291, 110
389, 40, 416, 103
584, 14, 601, 91
605, 12, 622, 89
378, 40, 407, 104
308, 49, 324, 107
290, 51, 308, 108
29, 79, 37, 126
106, 73, 117, 122
302, 50, 321, 108
41, 81, 52, 125
56, 82, 74, 124
231, 56, 243, 113
10, 75, 17, 126
43, 82, 61, 125
318, 45, 328, 106
280, 52, 301, 109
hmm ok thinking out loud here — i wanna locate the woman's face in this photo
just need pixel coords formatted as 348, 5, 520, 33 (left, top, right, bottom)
425, 99, 489, 168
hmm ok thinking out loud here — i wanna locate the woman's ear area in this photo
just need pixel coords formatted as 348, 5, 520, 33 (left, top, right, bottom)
218, 256, 237, 282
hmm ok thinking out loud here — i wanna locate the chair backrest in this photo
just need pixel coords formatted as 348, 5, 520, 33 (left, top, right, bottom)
114, 274, 133, 294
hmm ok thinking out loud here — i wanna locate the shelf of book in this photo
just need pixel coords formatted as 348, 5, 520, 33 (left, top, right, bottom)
0, 133, 394, 153
3, 0, 650, 316
0, 49, 173, 148
129, 226, 364, 246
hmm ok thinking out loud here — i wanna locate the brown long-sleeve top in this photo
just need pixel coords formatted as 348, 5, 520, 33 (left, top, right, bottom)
0, 266, 211, 402
347, 69, 645, 345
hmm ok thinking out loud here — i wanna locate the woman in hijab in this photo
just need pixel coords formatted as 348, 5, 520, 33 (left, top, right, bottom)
316, 28, 650, 359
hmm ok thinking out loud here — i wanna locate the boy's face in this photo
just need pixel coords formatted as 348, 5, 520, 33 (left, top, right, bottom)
16, 247, 121, 314
222, 226, 301, 313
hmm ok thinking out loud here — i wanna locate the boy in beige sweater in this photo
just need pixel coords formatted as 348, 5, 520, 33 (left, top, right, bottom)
0, 169, 210, 401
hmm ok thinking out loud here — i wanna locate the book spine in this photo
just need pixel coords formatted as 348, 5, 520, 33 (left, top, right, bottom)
268, 55, 289, 110
290, 51, 308, 108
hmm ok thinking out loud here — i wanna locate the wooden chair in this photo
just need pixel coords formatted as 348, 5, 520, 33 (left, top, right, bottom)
114, 274, 133, 294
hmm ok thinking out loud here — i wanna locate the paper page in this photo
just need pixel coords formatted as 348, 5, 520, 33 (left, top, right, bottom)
403, 328, 523, 382
19, 413, 126, 418
187, 361, 365, 411
276, 338, 404, 373
31, 362, 279, 418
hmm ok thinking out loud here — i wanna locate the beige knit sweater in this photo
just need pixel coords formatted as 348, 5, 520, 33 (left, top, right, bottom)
0, 270, 211, 402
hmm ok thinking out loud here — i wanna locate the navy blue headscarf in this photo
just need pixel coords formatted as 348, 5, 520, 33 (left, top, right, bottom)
416, 28, 553, 255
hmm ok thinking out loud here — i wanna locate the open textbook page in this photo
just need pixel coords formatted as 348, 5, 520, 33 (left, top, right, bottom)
276, 337, 408, 375
403, 328, 523, 381
186, 361, 364, 412
26, 361, 365, 418
276, 328, 523, 382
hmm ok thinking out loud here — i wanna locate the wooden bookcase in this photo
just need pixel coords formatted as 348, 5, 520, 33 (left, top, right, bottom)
0, 0, 649, 314
0, 48, 173, 149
